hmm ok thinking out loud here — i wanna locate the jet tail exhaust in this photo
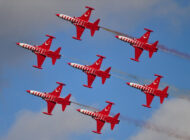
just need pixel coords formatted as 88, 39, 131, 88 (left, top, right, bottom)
91, 18, 100, 36
111, 113, 120, 130
62, 94, 71, 112
102, 67, 111, 84
52, 47, 61, 65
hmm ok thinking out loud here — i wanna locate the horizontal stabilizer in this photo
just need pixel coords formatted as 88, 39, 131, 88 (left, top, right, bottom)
52, 47, 61, 65
105, 67, 111, 73
111, 113, 120, 130
94, 18, 100, 28
102, 67, 111, 84
152, 41, 159, 47
62, 94, 71, 112
160, 96, 165, 104
102, 77, 106, 85
163, 86, 169, 92
160, 86, 169, 104
52, 58, 57, 65
54, 47, 61, 54
149, 51, 154, 58
65, 93, 71, 101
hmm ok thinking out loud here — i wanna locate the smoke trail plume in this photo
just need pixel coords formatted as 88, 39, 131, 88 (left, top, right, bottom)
120, 115, 190, 140
101, 26, 190, 61
158, 45, 190, 61
64, 55, 190, 99
71, 101, 190, 140
71, 101, 100, 112
100, 26, 134, 38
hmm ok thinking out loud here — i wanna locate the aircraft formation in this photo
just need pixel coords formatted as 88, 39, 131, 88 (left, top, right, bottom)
16, 6, 169, 134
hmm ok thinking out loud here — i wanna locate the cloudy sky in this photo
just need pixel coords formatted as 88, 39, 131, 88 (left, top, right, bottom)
0, 0, 190, 140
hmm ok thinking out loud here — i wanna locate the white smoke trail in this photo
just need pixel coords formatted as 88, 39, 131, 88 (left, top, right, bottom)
101, 26, 190, 62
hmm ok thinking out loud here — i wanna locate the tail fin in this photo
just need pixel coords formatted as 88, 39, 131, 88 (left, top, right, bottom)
111, 113, 120, 130
52, 47, 61, 65
149, 51, 154, 58
102, 67, 111, 84
163, 86, 169, 93
91, 18, 100, 37
62, 94, 71, 112
105, 67, 111, 73
54, 47, 61, 54
149, 41, 158, 58
152, 40, 159, 47
160, 86, 169, 104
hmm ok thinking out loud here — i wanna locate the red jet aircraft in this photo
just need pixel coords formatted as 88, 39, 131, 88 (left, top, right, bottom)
77, 101, 120, 134
26, 82, 71, 115
68, 55, 111, 88
115, 28, 158, 62
56, 6, 100, 40
127, 74, 169, 108
16, 34, 61, 69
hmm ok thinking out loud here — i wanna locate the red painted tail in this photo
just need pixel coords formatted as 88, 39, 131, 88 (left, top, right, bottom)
160, 86, 169, 104
91, 18, 100, 36
52, 47, 61, 65
111, 113, 120, 130
102, 67, 111, 84
62, 94, 71, 112
149, 41, 159, 58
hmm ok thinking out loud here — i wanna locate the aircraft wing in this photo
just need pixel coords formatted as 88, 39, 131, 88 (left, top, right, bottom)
89, 56, 104, 69
49, 83, 63, 97
99, 102, 113, 115
35, 53, 46, 68
75, 25, 85, 40
86, 74, 96, 88
143, 92, 154, 108
78, 7, 93, 21
46, 100, 56, 115
95, 119, 105, 134
133, 46, 143, 61
38, 34, 55, 50
138, 28, 152, 43
148, 76, 161, 89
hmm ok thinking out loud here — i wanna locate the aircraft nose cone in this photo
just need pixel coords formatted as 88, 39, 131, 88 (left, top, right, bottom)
26, 90, 30, 93
68, 63, 71, 65
76, 109, 81, 112
126, 82, 130, 86
115, 35, 119, 38
16, 42, 20, 45
56, 13, 60, 17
